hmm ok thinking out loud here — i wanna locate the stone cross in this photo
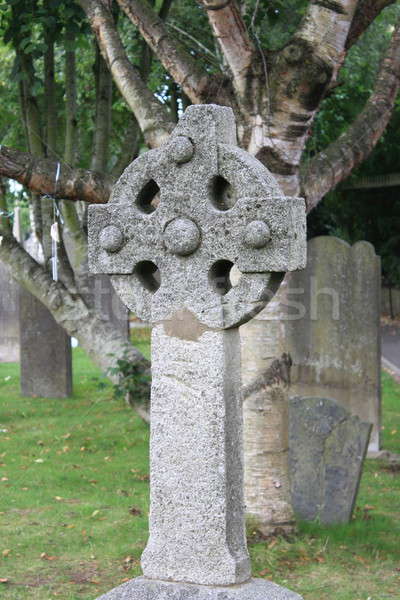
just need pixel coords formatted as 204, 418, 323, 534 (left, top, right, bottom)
89, 105, 306, 600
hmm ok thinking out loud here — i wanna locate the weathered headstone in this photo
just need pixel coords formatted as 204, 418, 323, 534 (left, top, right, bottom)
0, 206, 22, 362
289, 396, 372, 524
88, 274, 129, 339
284, 236, 381, 453
0, 260, 20, 362
89, 105, 306, 599
19, 234, 72, 398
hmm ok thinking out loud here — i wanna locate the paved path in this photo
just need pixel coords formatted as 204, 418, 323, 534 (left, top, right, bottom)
382, 323, 400, 376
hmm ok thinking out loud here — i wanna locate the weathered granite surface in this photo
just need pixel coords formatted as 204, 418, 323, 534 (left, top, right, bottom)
285, 236, 381, 453
289, 396, 372, 524
89, 105, 307, 600
141, 324, 249, 585
96, 577, 303, 600
89, 104, 306, 329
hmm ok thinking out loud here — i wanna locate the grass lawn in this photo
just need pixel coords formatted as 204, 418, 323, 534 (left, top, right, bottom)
0, 330, 399, 599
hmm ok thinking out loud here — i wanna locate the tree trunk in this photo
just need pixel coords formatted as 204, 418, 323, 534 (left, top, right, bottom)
64, 23, 79, 167
91, 45, 113, 173
241, 280, 295, 536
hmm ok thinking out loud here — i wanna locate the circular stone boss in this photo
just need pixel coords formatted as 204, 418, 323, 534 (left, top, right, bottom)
163, 217, 201, 256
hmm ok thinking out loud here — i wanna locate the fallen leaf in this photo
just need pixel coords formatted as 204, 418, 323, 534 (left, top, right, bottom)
268, 539, 277, 549
129, 507, 142, 516
259, 568, 271, 576
91, 510, 100, 518
2, 549, 11, 557
1, 477, 8, 482
40, 553, 58, 561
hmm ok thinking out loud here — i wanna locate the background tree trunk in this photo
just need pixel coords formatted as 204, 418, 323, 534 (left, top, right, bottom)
241, 281, 295, 536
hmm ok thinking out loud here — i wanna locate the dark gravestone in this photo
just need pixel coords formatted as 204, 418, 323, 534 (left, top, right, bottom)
88, 274, 129, 338
19, 289, 72, 397
0, 261, 20, 362
19, 236, 72, 398
289, 396, 371, 524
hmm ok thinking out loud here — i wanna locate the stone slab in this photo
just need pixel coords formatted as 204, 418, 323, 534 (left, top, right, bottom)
0, 260, 20, 362
88, 274, 129, 339
141, 323, 250, 586
19, 287, 72, 397
96, 577, 303, 600
289, 396, 371, 524
284, 236, 381, 453
18, 235, 72, 398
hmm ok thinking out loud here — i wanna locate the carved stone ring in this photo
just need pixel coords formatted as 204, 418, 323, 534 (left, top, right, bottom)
88, 105, 306, 329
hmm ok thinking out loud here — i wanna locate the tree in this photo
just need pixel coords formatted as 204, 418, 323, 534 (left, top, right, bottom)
0, 0, 399, 533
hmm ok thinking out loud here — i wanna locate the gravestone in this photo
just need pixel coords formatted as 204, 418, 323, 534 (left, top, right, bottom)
0, 206, 22, 362
89, 105, 306, 599
0, 260, 20, 362
19, 234, 72, 398
289, 396, 372, 524
284, 236, 381, 453
88, 274, 129, 339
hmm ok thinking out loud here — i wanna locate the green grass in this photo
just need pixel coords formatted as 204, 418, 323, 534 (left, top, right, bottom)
0, 332, 399, 599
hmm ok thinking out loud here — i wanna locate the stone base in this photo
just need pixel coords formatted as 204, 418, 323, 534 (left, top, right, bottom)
96, 577, 303, 600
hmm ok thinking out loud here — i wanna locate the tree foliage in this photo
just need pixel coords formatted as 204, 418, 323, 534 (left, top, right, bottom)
0, 0, 399, 388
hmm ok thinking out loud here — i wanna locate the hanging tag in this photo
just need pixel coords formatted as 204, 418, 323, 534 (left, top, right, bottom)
51, 253, 58, 281
51, 238, 58, 282
50, 222, 60, 243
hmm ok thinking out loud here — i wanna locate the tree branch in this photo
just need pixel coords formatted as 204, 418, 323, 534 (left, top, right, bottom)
250, 0, 359, 195
79, 0, 174, 147
198, 0, 254, 97
115, 0, 212, 103
0, 146, 112, 204
302, 20, 400, 212
346, 0, 396, 49
0, 232, 149, 375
